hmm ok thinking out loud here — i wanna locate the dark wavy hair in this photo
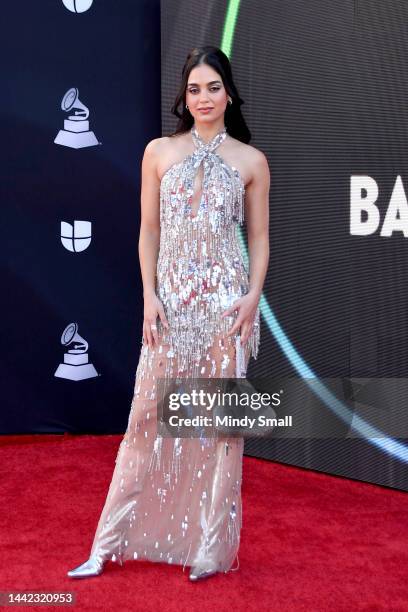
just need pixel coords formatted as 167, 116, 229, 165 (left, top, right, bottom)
169, 46, 251, 144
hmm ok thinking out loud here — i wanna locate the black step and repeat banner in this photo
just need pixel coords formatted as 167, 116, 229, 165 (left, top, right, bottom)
3, 1, 408, 492
1, 0, 160, 433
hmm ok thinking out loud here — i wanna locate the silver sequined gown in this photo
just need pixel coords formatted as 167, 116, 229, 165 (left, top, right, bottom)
89, 124, 261, 574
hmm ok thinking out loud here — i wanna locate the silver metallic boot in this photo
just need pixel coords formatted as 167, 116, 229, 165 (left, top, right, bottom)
67, 555, 106, 579
189, 559, 220, 582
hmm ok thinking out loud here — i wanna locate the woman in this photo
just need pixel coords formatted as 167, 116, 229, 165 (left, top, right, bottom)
67, 45, 269, 582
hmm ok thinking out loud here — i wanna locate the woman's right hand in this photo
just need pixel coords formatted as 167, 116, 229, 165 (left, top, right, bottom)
143, 291, 169, 349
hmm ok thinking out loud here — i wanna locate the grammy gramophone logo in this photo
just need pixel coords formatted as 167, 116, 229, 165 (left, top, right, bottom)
54, 323, 99, 381
61, 220, 92, 252
54, 87, 100, 149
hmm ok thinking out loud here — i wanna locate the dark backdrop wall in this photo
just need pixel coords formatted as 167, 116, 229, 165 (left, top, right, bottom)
3, 0, 408, 492
161, 0, 408, 491
1, 0, 160, 433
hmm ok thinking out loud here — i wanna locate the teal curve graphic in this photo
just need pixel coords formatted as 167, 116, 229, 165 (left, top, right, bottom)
221, 0, 408, 463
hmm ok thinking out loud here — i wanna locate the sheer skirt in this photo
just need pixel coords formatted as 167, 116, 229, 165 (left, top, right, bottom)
89, 330, 252, 573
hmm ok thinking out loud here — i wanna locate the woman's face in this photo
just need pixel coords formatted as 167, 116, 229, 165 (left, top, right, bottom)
185, 64, 229, 125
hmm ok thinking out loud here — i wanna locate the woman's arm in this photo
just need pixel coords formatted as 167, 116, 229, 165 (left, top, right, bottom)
138, 139, 169, 348
139, 139, 161, 297
245, 148, 270, 299
223, 148, 270, 346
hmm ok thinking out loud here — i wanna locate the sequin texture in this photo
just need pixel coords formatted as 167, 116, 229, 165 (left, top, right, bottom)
89, 124, 261, 574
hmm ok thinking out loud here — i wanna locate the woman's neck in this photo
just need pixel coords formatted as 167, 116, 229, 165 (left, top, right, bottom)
193, 121, 226, 144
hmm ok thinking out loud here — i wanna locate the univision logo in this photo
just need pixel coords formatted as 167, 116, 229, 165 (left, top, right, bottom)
61, 220, 92, 252
62, 0, 93, 12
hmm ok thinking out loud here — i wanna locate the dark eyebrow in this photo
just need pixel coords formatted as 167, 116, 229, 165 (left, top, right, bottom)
187, 80, 222, 87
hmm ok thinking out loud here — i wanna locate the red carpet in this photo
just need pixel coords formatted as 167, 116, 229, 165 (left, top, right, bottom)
1, 433, 407, 612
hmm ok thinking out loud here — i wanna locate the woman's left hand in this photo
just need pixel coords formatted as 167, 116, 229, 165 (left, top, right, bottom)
222, 290, 260, 346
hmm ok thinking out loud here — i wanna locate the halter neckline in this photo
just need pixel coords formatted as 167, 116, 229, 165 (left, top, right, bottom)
191, 124, 227, 152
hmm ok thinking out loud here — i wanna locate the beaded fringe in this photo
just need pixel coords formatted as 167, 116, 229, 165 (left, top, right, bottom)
154, 125, 260, 383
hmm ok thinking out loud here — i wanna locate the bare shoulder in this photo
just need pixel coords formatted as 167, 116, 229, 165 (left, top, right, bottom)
243, 144, 270, 189
142, 136, 177, 181
227, 136, 269, 186
241, 141, 269, 169
148, 133, 189, 180
144, 136, 171, 157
